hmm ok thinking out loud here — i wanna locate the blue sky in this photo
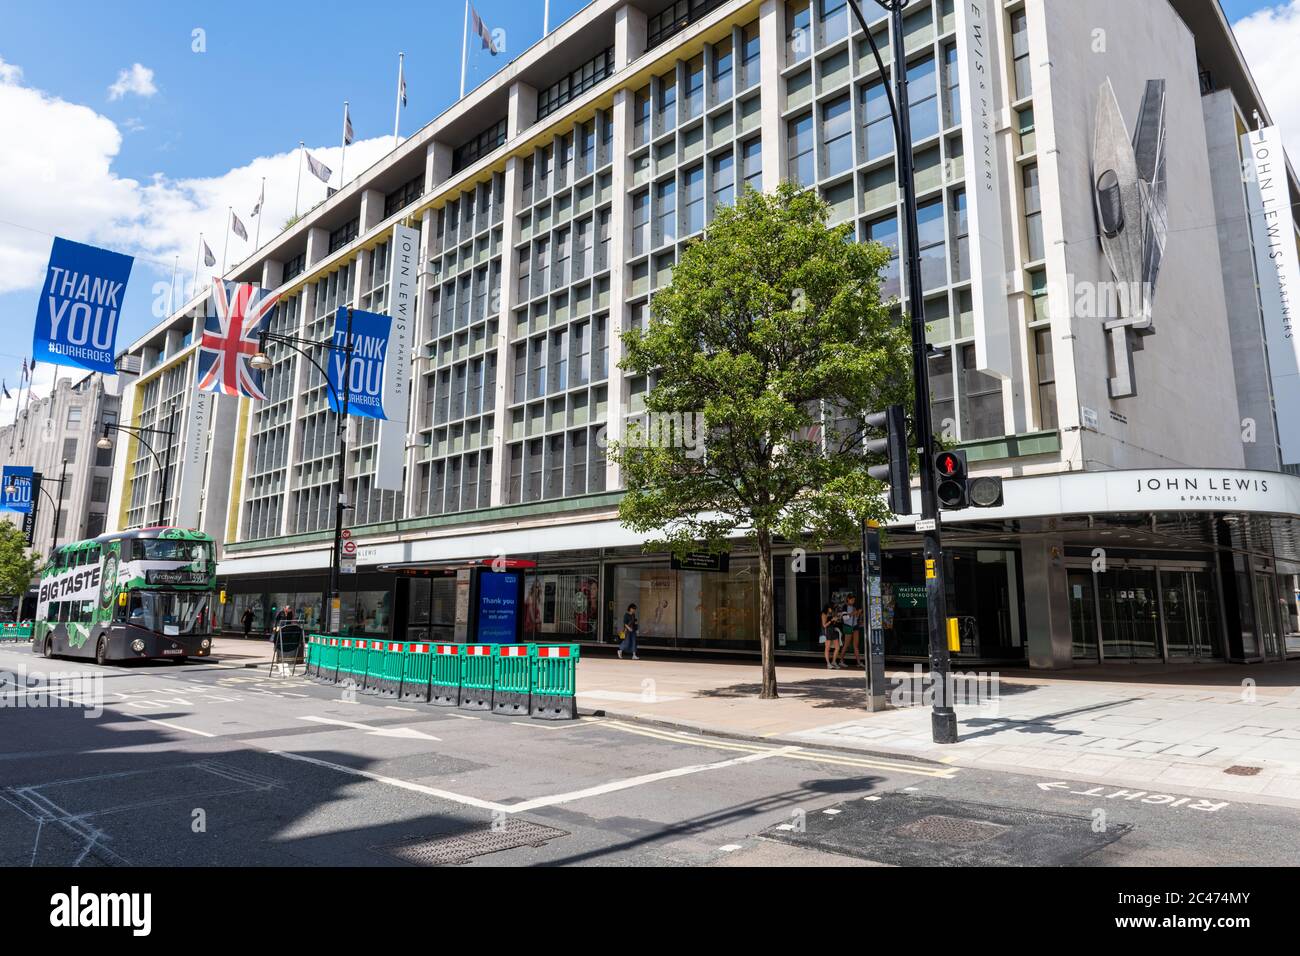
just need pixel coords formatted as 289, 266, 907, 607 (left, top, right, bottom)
0, 0, 1293, 413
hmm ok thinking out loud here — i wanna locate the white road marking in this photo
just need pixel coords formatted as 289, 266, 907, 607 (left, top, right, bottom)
262, 749, 509, 812
718, 844, 743, 852
445, 712, 479, 720
299, 715, 441, 740
509, 718, 603, 731
504, 747, 800, 813
386, 705, 419, 712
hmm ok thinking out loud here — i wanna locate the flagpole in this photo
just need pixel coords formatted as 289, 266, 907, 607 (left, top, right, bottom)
394, 52, 404, 143
169, 255, 178, 317
194, 234, 203, 301
341, 101, 350, 187
460, 0, 470, 99
294, 141, 304, 218
255, 177, 265, 250
221, 207, 231, 277
544, 0, 550, 35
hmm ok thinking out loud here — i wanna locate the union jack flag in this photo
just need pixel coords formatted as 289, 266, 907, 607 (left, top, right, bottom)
196, 280, 279, 400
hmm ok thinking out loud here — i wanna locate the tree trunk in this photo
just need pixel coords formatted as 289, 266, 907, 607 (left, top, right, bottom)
757, 528, 778, 699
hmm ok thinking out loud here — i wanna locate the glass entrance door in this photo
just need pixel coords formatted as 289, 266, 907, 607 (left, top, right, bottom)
1163, 569, 1222, 660
1068, 570, 1098, 660
1254, 572, 1284, 661
1097, 568, 1161, 659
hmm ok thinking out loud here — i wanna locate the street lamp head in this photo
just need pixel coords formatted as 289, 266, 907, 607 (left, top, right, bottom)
97, 434, 113, 450
250, 331, 272, 371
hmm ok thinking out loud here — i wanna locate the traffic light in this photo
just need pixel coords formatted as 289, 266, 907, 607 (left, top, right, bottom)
933, 449, 1004, 510
933, 449, 969, 510
865, 404, 912, 516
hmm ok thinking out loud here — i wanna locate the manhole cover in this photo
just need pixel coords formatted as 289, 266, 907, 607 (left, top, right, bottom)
763, 792, 1131, 866
1224, 765, 1262, 776
891, 814, 1008, 844
379, 819, 568, 865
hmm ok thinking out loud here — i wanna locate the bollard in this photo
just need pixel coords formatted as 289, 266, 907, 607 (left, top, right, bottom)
530, 644, 580, 720
401, 643, 433, 702
429, 644, 461, 706
492, 644, 531, 716
458, 645, 495, 711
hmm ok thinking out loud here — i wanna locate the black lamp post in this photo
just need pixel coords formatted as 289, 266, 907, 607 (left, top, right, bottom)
97, 400, 177, 527
250, 307, 354, 634
847, 0, 957, 743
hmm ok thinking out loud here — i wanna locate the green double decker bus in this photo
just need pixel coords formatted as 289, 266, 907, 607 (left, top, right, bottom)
33, 528, 217, 665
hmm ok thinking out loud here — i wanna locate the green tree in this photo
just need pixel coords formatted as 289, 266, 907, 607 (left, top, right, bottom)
610, 183, 913, 698
0, 520, 41, 599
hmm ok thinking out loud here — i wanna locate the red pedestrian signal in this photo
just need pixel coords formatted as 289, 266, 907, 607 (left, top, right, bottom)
933, 450, 968, 510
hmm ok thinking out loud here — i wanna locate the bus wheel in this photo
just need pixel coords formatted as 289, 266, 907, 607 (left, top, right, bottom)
42, 637, 53, 659
95, 638, 108, 666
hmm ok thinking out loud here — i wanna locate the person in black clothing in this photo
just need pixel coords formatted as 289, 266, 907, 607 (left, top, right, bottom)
241, 606, 255, 639
618, 603, 639, 660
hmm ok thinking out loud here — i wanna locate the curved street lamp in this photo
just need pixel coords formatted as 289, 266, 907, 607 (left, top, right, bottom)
97, 401, 177, 527
250, 308, 355, 633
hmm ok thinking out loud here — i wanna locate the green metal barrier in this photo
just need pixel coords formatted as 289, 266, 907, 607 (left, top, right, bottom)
373, 641, 404, 698
361, 639, 387, 694
430, 644, 461, 706
530, 644, 580, 720
458, 644, 495, 711
401, 642, 433, 702
303, 635, 317, 676
340, 638, 367, 687
0, 623, 32, 643
317, 636, 340, 683
492, 644, 531, 716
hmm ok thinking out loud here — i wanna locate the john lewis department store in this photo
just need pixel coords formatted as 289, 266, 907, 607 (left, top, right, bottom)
106, 0, 1300, 667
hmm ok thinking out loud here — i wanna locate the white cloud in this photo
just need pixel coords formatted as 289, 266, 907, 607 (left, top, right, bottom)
0, 57, 21, 84
0, 53, 395, 299
107, 63, 157, 101
1233, 1, 1300, 161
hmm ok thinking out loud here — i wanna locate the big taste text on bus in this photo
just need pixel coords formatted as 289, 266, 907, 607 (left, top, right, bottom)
33, 528, 217, 664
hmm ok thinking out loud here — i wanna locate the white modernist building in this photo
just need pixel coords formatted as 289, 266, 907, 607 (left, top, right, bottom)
108, 0, 1300, 667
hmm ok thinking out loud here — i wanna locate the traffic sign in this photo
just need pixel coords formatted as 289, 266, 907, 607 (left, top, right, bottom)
342, 539, 357, 556
340, 554, 357, 574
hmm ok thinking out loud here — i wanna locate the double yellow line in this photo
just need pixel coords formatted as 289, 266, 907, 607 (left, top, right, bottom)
601, 720, 957, 779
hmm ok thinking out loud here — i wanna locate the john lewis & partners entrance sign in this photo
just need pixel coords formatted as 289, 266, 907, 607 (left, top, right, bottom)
33, 238, 134, 374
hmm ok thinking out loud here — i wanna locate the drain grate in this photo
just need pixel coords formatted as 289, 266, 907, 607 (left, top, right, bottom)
1224, 765, 1262, 777
891, 814, 1008, 845
379, 819, 568, 865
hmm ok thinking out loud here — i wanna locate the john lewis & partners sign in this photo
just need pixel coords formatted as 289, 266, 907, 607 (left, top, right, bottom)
33, 238, 134, 374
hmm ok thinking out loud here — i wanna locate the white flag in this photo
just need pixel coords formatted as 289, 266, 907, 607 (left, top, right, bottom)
231, 211, 248, 241
305, 151, 332, 183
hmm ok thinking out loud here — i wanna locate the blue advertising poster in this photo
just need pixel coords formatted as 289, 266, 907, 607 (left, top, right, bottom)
327, 307, 391, 419
32, 237, 134, 374
477, 572, 521, 644
1, 466, 35, 513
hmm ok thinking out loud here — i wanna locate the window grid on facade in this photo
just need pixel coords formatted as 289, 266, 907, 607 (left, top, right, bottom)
508, 106, 615, 506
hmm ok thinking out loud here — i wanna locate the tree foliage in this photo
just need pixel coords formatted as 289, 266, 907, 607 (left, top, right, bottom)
0, 520, 40, 599
609, 182, 913, 697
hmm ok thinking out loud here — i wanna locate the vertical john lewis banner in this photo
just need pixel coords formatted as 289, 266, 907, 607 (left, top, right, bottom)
175, 392, 213, 528
375, 224, 417, 490
1242, 125, 1300, 462
956, 0, 1012, 379
33, 238, 134, 374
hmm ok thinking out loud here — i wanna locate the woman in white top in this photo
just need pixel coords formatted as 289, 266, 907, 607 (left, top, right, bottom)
837, 594, 863, 668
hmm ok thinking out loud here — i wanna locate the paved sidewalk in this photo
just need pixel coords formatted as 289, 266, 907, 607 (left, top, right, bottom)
574, 653, 1300, 805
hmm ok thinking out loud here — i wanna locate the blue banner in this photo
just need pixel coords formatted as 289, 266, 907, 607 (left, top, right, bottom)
477, 572, 521, 644
1, 466, 35, 514
32, 237, 134, 374
327, 307, 391, 419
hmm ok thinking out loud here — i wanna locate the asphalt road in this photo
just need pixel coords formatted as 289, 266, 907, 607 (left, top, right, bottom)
1, 643, 1297, 867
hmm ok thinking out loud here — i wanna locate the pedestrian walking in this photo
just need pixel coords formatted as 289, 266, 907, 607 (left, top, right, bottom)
241, 605, 255, 639
821, 604, 843, 669
838, 594, 863, 668
618, 603, 640, 660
